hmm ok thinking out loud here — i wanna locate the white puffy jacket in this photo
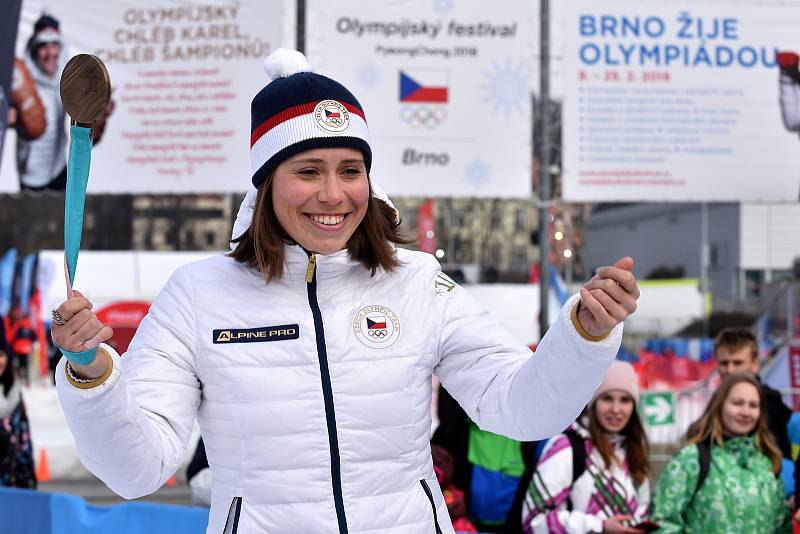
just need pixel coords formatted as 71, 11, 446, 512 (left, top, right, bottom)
56, 245, 622, 534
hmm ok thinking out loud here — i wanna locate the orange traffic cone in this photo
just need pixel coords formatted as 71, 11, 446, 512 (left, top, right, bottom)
166, 474, 176, 487
36, 448, 51, 483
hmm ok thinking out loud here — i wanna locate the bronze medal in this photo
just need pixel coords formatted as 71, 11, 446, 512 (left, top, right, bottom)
59, 54, 111, 123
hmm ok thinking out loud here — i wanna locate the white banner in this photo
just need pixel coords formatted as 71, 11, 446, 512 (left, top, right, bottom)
1, 0, 294, 193
306, 0, 535, 198
562, 0, 800, 202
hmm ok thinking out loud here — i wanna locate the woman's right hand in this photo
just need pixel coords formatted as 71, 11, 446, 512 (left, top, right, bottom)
603, 515, 645, 534
52, 291, 113, 373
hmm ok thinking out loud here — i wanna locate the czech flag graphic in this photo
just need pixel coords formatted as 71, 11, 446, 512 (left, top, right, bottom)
399, 70, 449, 103
366, 316, 388, 330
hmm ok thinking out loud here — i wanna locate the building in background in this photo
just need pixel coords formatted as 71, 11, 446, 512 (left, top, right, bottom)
393, 197, 540, 282
582, 203, 800, 309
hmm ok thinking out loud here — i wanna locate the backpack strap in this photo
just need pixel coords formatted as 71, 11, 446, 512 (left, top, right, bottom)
564, 428, 587, 483
691, 439, 712, 502
520, 440, 541, 470
505, 430, 587, 533
505, 447, 540, 534
680, 439, 712, 524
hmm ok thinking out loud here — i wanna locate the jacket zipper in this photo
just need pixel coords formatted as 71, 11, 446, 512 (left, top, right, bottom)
306, 253, 348, 534
222, 496, 242, 534
305, 253, 317, 283
420, 480, 443, 534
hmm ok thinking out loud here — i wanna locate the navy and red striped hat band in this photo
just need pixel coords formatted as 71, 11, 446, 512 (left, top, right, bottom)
250, 50, 372, 188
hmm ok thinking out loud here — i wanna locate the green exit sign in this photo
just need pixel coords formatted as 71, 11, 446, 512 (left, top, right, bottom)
641, 391, 675, 426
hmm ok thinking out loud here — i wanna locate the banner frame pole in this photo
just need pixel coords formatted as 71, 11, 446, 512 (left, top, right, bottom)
538, 0, 552, 338
296, 0, 305, 53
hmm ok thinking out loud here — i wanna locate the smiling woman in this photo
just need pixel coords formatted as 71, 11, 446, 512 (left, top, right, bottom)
51, 48, 642, 534
517, 361, 652, 534
272, 150, 369, 254
231, 147, 408, 281
652, 374, 789, 534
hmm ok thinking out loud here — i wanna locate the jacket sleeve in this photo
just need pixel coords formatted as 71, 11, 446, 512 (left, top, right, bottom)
780, 74, 800, 132
765, 389, 793, 459
55, 268, 201, 499
521, 434, 605, 534
650, 445, 699, 533
433, 285, 621, 440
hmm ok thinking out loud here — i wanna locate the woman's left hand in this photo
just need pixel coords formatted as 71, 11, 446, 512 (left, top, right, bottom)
577, 256, 640, 338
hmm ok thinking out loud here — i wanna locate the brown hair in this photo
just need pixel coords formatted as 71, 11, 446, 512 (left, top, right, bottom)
229, 173, 412, 281
588, 393, 650, 487
714, 327, 758, 361
686, 373, 782, 473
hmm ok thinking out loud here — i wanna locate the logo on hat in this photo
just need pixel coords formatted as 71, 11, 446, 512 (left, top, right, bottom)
353, 305, 400, 348
314, 100, 350, 132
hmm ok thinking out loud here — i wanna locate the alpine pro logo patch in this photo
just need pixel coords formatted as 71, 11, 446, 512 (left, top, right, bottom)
353, 305, 400, 348
213, 324, 299, 344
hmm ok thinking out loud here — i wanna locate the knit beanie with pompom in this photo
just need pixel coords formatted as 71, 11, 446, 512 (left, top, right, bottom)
249, 48, 371, 188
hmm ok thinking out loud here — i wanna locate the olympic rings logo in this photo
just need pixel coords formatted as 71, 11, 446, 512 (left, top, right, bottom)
353, 305, 400, 348
399, 105, 447, 129
367, 329, 388, 338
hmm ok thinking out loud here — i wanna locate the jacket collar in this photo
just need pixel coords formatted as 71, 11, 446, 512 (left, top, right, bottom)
574, 416, 626, 447
283, 244, 362, 280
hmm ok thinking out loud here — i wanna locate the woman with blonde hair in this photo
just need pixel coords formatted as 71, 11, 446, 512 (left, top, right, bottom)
652, 373, 790, 533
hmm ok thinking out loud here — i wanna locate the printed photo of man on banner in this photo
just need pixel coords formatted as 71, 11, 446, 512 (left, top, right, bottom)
0, 0, 294, 194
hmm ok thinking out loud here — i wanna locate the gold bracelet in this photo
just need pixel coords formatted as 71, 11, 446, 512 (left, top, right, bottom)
570, 301, 611, 342
64, 349, 114, 389
65, 362, 95, 383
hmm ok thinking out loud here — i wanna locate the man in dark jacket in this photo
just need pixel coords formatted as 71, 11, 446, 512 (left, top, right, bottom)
714, 327, 792, 459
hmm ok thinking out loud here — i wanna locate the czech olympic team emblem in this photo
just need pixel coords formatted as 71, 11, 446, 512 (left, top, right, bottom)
313, 100, 350, 132
353, 305, 400, 348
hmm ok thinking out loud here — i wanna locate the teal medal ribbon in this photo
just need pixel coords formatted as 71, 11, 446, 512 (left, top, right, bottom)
59, 125, 97, 365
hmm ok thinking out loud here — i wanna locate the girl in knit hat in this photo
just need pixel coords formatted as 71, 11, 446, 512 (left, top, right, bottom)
51, 49, 641, 534
519, 360, 652, 534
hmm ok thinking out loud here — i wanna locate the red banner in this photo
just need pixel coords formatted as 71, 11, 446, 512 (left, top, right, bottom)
789, 346, 800, 410
416, 199, 436, 255
95, 301, 151, 355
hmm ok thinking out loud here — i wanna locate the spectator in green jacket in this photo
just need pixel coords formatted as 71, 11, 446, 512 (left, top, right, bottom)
652, 373, 790, 533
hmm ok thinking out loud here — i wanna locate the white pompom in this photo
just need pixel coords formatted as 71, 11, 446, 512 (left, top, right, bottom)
263, 48, 312, 81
